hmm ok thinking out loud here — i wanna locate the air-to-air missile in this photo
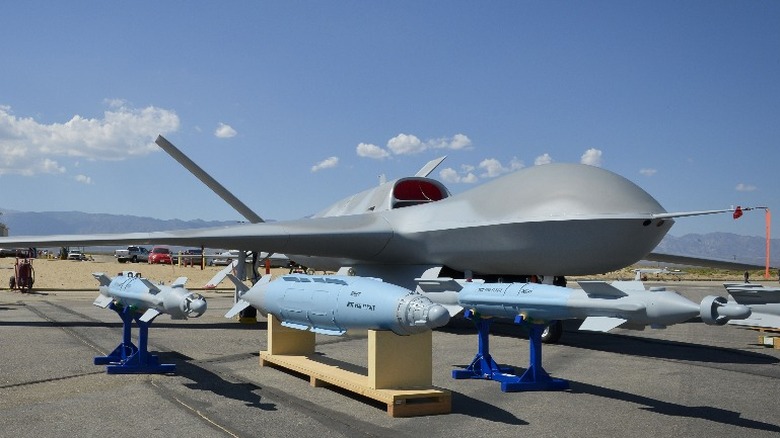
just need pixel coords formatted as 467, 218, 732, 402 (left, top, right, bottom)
417, 278, 751, 331
225, 274, 450, 336
722, 282, 780, 329
92, 271, 207, 322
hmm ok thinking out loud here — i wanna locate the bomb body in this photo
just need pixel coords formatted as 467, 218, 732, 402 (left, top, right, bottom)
227, 274, 449, 336
93, 272, 206, 322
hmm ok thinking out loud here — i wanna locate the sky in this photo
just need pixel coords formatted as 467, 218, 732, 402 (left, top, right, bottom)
1, 1, 778, 238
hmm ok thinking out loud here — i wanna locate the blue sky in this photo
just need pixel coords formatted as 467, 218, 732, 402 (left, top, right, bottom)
1, 1, 777, 238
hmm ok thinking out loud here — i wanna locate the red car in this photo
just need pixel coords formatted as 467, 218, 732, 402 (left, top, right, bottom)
148, 246, 172, 264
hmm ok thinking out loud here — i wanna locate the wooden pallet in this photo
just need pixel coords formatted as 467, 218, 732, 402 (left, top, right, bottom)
260, 316, 452, 417
757, 334, 780, 349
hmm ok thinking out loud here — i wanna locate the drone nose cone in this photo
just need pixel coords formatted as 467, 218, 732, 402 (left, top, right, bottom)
426, 304, 450, 329
189, 298, 207, 317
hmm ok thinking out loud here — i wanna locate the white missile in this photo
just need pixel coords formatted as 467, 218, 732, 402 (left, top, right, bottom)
417, 279, 750, 331
225, 274, 450, 336
93, 271, 207, 322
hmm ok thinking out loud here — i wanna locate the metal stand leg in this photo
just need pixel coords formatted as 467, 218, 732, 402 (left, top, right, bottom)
498, 324, 569, 392
94, 304, 175, 374
452, 314, 514, 379
453, 312, 568, 392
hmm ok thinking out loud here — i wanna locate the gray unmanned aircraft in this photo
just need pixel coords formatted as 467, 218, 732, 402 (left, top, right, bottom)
0, 136, 762, 291
4, 136, 769, 387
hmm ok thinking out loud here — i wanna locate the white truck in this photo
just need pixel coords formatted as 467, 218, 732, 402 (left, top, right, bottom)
114, 246, 150, 263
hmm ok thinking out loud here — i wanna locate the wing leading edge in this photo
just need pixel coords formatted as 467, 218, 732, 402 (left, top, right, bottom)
0, 214, 395, 264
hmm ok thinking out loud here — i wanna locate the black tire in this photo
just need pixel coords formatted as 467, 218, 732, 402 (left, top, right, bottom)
131, 255, 138, 263
541, 320, 563, 344
9, 276, 15, 289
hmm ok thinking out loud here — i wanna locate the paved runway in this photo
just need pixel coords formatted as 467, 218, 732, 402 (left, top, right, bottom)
2, 282, 779, 437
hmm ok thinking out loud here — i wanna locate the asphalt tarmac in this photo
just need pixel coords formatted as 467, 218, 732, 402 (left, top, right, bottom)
2, 281, 779, 438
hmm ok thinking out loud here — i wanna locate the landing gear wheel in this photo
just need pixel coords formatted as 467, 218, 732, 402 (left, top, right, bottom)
541, 320, 563, 344
9, 276, 15, 289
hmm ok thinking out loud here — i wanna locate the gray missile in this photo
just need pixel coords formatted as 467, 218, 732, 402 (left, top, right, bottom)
417, 279, 750, 331
225, 274, 450, 336
722, 282, 780, 329
93, 271, 207, 322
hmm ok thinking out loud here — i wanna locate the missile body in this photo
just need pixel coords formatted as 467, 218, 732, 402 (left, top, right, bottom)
722, 282, 780, 329
226, 274, 450, 336
92, 272, 207, 322
418, 279, 750, 332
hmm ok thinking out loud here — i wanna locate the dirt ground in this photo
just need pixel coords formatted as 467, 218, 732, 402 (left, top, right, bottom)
0, 254, 292, 291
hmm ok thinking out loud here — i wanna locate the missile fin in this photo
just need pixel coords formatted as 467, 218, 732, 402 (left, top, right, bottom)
442, 304, 464, 316
579, 316, 627, 332
139, 278, 161, 294
578, 281, 628, 298
92, 272, 112, 287
281, 321, 310, 331
93, 294, 113, 308
225, 299, 252, 318
171, 277, 188, 288
139, 308, 161, 323
415, 277, 464, 293
609, 280, 647, 293
311, 327, 346, 336
204, 260, 238, 289
225, 274, 250, 293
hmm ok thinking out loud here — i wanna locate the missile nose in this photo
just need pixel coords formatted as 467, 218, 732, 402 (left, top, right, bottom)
700, 295, 751, 325
719, 303, 751, 320
188, 295, 207, 317
426, 304, 450, 329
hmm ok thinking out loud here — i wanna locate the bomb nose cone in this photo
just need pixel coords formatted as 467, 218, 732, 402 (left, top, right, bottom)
426, 304, 450, 329
189, 297, 207, 317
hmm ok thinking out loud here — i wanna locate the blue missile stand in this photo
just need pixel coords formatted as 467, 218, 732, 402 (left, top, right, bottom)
453, 312, 568, 392
94, 303, 175, 374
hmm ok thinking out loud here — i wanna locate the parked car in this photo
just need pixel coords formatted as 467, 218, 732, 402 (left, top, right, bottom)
148, 246, 172, 264
114, 246, 150, 263
67, 250, 87, 261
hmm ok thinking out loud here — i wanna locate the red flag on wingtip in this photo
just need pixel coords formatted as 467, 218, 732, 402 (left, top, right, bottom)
733, 206, 743, 219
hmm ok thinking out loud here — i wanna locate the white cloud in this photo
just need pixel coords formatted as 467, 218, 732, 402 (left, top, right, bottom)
640, 168, 657, 177
74, 174, 92, 184
387, 133, 424, 155
580, 148, 603, 166
356, 142, 390, 159
439, 166, 478, 184
534, 153, 553, 166
427, 133, 473, 150
214, 122, 237, 138
0, 102, 179, 176
509, 157, 524, 170
358, 133, 474, 160
439, 167, 460, 183
461, 172, 479, 183
449, 134, 472, 150
736, 183, 757, 192
311, 156, 339, 172
478, 158, 508, 178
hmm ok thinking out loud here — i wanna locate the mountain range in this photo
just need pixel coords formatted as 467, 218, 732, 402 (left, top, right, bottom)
1, 209, 776, 266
